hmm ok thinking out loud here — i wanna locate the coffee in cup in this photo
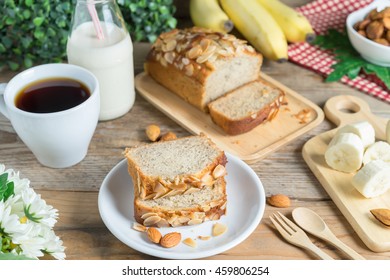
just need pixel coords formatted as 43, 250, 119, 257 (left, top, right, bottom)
0, 63, 100, 168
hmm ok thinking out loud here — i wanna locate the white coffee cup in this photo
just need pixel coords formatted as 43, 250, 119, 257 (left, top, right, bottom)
0, 63, 100, 168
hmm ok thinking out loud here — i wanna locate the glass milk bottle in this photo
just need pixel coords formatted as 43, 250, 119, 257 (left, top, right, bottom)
67, 0, 134, 121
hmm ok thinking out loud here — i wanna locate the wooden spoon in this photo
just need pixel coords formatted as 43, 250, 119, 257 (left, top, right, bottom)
292, 207, 365, 260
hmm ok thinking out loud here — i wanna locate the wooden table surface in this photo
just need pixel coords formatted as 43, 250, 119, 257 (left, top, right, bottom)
1, 0, 390, 260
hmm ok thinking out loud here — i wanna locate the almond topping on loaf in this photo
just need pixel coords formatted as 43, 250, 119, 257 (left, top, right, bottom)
151, 27, 256, 77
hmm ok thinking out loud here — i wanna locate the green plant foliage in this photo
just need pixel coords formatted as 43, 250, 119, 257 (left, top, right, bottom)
312, 29, 390, 90
0, 0, 177, 71
118, 0, 177, 43
0, 0, 74, 71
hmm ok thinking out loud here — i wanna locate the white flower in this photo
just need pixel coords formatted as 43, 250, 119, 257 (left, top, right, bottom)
40, 226, 66, 260
12, 225, 46, 260
0, 201, 26, 235
22, 188, 58, 228
0, 165, 65, 260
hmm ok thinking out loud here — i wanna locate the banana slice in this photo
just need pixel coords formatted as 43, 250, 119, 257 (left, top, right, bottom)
386, 120, 390, 144
325, 132, 364, 173
336, 121, 375, 148
352, 159, 390, 198
363, 141, 390, 165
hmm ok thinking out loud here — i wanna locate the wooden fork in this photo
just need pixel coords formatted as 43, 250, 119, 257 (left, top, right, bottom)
270, 211, 334, 260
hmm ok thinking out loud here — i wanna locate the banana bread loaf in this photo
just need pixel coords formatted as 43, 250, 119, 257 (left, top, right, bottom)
144, 27, 263, 111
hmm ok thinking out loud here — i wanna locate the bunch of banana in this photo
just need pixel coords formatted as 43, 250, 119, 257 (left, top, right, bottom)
189, 0, 315, 62
324, 121, 390, 199
220, 0, 288, 62
189, 0, 234, 33
257, 0, 316, 43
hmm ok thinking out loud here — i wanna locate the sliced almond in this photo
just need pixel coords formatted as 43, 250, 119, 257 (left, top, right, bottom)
187, 45, 202, 59
188, 218, 203, 226
160, 232, 181, 248
153, 182, 167, 195
192, 212, 206, 220
182, 238, 197, 248
132, 222, 147, 232
201, 173, 214, 187
143, 215, 161, 227
178, 217, 191, 224
198, 235, 211, 241
147, 227, 162, 244
168, 183, 187, 191
165, 39, 177, 52
141, 212, 158, 220
212, 223, 227, 236
156, 218, 170, 228
212, 164, 226, 179
210, 213, 220, 221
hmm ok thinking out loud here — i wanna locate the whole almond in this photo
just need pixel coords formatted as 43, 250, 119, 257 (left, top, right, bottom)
267, 194, 291, 208
160, 232, 181, 248
147, 227, 162, 243
146, 124, 160, 142
160, 131, 177, 141
370, 208, 390, 227
366, 21, 384, 40
383, 17, 390, 29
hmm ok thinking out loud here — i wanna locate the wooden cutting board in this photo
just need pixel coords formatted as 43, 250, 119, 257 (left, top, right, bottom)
303, 95, 390, 252
135, 72, 324, 163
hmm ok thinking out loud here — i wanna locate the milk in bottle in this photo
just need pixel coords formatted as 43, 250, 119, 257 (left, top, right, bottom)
67, 0, 134, 121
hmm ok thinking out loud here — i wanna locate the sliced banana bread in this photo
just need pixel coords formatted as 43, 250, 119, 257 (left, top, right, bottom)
134, 177, 227, 227
124, 134, 227, 200
208, 79, 286, 135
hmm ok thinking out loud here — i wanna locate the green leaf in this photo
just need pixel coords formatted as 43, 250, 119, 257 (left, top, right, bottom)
326, 60, 365, 82
33, 17, 45, 27
23, 10, 31, 19
312, 29, 390, 90
24, 57, 33, 68
0, 253, 35, 260
33, 29, 45, 40
0, 173, 14, 201
0, 43, 6, 53
7, 61, 19, 71
4, 182, 14, 201
364, 64, 390, 89
5, 17, 15, 25
25, 0, 33, 7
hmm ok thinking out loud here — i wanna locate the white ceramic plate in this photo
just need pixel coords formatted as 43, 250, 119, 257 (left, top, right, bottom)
98, 153, 265, 259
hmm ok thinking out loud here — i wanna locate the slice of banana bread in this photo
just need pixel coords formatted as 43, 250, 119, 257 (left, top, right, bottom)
208, 79, 286, 135
124, 134, 227, 200
134, 177, 227, 227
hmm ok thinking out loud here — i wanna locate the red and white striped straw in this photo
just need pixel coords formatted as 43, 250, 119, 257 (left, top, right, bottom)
87, 1, 105, 40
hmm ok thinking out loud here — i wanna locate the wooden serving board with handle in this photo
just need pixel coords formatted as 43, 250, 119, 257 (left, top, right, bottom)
135, 72, 324, 163
303, 95, 390, 252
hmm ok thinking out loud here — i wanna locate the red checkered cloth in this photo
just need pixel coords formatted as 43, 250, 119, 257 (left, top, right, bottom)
288, 0, 390, 103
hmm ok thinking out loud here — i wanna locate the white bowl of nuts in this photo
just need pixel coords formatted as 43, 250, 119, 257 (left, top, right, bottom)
346, 0, 390, 67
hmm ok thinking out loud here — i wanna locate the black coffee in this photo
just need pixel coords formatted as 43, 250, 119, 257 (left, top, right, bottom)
15, 78, 91, 113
